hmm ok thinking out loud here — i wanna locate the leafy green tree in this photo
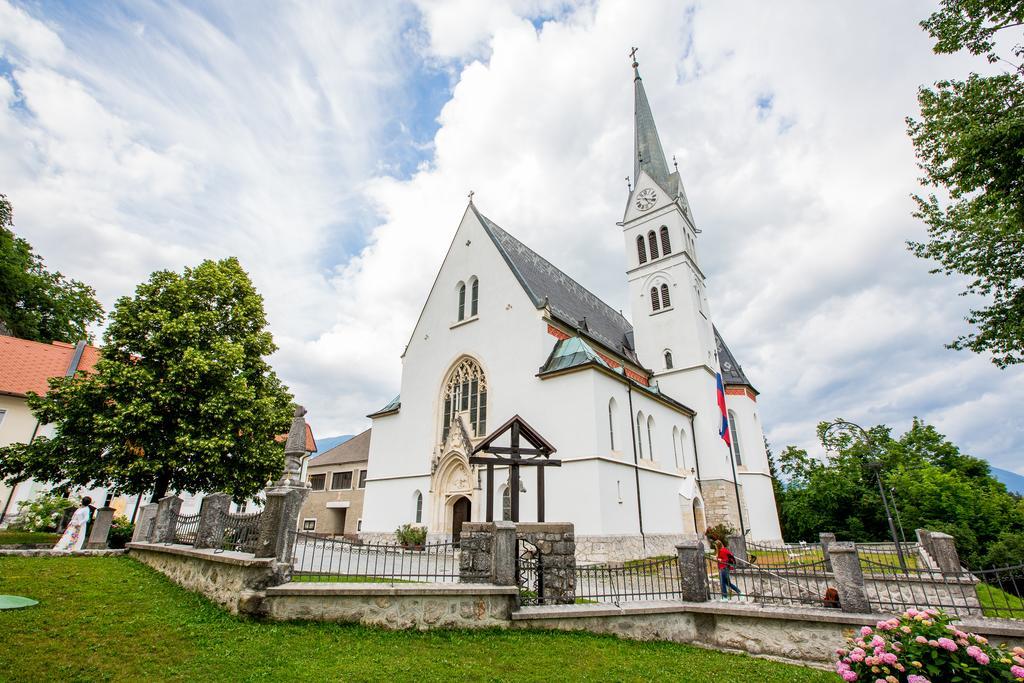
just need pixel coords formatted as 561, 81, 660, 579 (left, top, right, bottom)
907, 1, 1024, 367
764, 436, 785, 521
0, 194, 104, 343
779, 419, 1024, 567
0, 257, 293, 501
10, 492, 77, 532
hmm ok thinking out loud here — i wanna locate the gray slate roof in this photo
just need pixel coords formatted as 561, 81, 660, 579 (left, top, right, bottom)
715, 326, 756, 392
309, 428, 370, 467
474, 206, 638, 362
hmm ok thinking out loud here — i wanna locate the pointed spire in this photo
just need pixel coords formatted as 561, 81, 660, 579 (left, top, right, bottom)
631, 48, 671, 191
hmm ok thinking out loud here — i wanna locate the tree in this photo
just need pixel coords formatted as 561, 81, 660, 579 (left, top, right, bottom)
0, 194, 104, 343
0, 257, 293, 501
764, 436, 784, 521
906, 2, 1024, 367
778, 419, 1024, 567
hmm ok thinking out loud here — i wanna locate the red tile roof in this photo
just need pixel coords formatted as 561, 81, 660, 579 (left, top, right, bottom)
274, 423, 318, 453
0, 337, 100, 398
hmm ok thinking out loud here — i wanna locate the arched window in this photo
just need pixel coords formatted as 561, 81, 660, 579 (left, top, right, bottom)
414, 490, 423, 523
441, 358, 488, 441
664, 350, 673, 369
728, 409, 742, 466
457, 282, 466, 321
650, 287, 661, 311
678, 426, 689, 469
660, 283, 671, 308
470, 277, 479, 316
648, 231, 659, 260
660, 226, 671, 255
501, 486, 511, 521
635, 412, 644, 458
608, 398, 617, 451
646, 415, 655, 460
672, 426, 679, 468
636, 236, 647, 265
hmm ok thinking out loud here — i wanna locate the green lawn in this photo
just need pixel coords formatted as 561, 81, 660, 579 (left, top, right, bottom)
976, 582, 1024, 619
0, 556, 835, 682
0, 531, 60, 546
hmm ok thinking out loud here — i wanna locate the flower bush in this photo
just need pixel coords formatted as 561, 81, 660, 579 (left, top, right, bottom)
395, 523, 427, 548
835, 608, 1024, 682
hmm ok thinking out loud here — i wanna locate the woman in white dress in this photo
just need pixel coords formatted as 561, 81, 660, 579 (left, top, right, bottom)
53, 496, 93, 551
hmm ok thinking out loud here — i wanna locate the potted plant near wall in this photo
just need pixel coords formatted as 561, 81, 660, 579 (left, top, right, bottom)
395, 523, 427, 550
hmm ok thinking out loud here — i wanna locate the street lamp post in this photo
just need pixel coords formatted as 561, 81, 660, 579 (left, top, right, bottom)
824, 419, 908, 572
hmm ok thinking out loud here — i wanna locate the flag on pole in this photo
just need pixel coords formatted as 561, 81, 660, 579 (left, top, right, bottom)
716, 372, 731, 447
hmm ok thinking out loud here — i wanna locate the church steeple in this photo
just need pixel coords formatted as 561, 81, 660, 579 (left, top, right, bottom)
632, 49, 671, 192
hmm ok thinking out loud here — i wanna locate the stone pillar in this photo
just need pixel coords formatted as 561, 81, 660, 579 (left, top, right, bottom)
829, 542, 870, 613
916, 529, 933, 558
254, 406, 312, 562
515, 523, 576, 604
676, 539, 710, 602
153, 495, 182, 544
492, 521, 517, 586
256, 486, 308, 561
194, 493, 231, 550
132, 503, 158, 542
726, 533, 747, 563
928, 532, 962, 575
459, 522, 495, 583
85, 507, 115, 549
819, 532, 836, 571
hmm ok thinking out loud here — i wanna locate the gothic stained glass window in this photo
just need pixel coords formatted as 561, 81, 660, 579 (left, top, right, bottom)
660, 226, 671, 255
648, 230, 659, 260
637, 235, 647, 264
441, 358, 488, 441
651, 287, 661, 311
660, 283, 671, 308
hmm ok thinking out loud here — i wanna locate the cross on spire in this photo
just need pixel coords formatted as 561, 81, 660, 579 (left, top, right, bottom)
467, 190, 475, 204
629, 46, 638, 65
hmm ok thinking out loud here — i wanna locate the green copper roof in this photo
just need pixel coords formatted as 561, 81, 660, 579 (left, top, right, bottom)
633, 65, 672, 192
541, 336, 611, 374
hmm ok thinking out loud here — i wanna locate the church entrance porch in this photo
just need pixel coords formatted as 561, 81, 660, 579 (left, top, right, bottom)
451, 497, 471, 544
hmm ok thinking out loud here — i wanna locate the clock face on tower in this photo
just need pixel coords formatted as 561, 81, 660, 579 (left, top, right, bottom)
635, 188, 657, 211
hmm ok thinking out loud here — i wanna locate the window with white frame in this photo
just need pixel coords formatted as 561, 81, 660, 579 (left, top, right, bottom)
457, 282, 466, 321
608, 398, 617, 451
309, 474, 326, 491
414, 491, 423, 523
331, 471, 353, 490
636, 412, 644, 458
470, 277, 479, 317
672, 426, 679, 468
358, 470, 367, 488
646, 415, 655, 460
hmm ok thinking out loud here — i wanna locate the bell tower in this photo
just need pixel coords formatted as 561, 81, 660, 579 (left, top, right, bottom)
621, 51, 737, 488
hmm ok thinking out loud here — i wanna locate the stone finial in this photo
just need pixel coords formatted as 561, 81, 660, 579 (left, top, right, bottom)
282, 404, 308, 484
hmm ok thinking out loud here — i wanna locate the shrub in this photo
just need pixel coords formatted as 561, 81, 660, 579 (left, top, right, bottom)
835, 608, 1024, 682
107, 516, 134, 549
395, 523, 427, 547
704, 523, 737, 545
10, 493, 77, 531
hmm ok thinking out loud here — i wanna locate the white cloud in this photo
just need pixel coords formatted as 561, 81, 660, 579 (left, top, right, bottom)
2, 0, 1021, 473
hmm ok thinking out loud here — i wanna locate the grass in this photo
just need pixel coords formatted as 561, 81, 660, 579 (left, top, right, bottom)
0, 556, 835, 682
0, 531, 60, 545
976, 582, 1024, 619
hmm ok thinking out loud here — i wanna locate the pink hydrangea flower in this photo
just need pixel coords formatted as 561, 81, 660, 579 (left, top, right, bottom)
928, 640, 939, 647
871, 636, 886, 647
937, 637, 957, 652
915, 636, 928, 644
841, 671, 857, 682
880, 652, 898, 665
861, 626, 874, 636
900, 625, 912, 634
907, 676, 931, 683
906, 608, 919, 617
1011, 664, 1024, 680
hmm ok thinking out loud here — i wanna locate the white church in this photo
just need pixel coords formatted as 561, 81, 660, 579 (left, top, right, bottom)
359, 58, 782, 561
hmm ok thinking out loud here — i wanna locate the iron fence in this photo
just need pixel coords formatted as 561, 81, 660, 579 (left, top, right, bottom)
216, 510, 262, 554
861, 557, 1024, 619
290, 531, 458, 582
517, 539, 544, 605
707, 553, 835, 608
574, 557, 684, 604
170, 511, 201, 546
856, 542, 920, 572
746, 541, 824, 567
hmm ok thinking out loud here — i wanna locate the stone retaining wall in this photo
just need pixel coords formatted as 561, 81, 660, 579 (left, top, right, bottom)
511, 601, 1024, 664
575, 533, 686, 563
127, 542, 287, 615
264, 582, 518, 629
0, 548, 126, 557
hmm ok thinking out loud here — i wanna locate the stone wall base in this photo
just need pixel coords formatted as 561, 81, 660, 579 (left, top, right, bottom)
264, 582, 518, 629
127, 542, 286, 615
511, 601, 1024, 664
575, 534, 690, 563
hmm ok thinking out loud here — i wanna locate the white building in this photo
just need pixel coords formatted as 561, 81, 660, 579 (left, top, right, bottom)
359, 60, 782, 561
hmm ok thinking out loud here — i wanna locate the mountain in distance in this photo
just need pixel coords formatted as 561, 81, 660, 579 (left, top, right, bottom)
992, 466, 1024, 495
308, 435, 354, 460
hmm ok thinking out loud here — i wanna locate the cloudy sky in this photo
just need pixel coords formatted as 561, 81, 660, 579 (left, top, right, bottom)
2, 0, 1021, 473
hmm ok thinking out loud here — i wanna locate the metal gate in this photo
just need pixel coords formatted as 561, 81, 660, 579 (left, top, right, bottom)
517, 538, 544, 605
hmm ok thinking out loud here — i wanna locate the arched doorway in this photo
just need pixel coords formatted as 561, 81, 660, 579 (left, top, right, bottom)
452, 496, 472, 544
693, 498, 706, 536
